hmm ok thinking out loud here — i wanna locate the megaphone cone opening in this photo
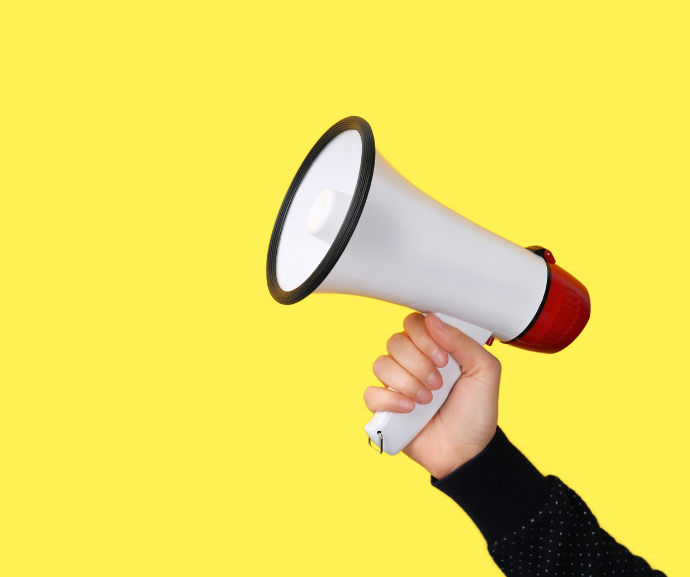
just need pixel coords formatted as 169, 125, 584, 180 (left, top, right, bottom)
266, 116, 375, 305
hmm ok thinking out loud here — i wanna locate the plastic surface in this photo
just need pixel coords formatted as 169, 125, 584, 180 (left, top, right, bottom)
506, 263, 590, 354
364, 314, 492, 455
312, 150, 548, 342
307, 189, 351, 245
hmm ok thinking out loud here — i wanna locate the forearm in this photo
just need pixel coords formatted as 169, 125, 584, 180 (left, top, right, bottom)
432, 428, 666, 576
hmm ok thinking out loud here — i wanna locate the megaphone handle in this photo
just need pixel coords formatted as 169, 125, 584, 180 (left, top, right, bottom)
364, 355, 462, 455
364, 314, 492, 456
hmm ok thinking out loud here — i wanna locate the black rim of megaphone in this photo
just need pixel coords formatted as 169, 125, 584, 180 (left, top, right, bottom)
266, 116, 376, 305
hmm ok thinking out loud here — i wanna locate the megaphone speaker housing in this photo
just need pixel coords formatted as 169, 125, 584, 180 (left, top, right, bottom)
267, 116, 590, 454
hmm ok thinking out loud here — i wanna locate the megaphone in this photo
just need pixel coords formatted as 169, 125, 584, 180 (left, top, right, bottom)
267, 116, 590, 456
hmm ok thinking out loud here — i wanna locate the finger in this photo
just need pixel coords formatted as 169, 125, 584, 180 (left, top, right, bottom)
425, 314, 501, 380
403, 312, 449, 368
372, 355, 433, 405
386, 332, 443, 391
363, 386, 415, 413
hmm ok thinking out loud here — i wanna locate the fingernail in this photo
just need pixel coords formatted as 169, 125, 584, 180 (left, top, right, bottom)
400, 398, 415, 411
427, 371, 443, 390
432, 348, 448, 368
416, 388, 432, 404
430, 314, 445, 331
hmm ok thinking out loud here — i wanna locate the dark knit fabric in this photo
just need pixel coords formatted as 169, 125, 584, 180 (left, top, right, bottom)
431, 427, 550, 543
431, 427, 665, 576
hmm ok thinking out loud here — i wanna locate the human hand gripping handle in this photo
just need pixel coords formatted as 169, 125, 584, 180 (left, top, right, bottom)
364, 313, 492, 456
363, 313, 501, 479
364, 352, 463, 455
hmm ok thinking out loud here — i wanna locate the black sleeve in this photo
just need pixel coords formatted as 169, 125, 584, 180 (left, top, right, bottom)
431, 427, 666, 576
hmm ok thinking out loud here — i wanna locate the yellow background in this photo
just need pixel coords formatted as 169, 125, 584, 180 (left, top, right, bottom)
1, 1, 688, 575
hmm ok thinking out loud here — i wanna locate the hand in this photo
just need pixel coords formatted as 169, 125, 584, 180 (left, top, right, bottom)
363, 313, 502, 479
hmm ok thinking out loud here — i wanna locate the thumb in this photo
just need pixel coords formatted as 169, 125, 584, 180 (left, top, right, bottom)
425, 314, 500, 377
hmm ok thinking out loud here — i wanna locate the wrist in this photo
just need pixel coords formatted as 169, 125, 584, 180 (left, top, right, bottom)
427, 433, 496, 480
430, 427, 549, 543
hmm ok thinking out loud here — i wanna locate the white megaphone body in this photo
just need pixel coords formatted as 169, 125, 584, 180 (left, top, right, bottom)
267, 117, 590, 456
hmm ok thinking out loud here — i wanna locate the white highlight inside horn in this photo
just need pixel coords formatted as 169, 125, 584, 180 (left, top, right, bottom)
307, 189, 351, 245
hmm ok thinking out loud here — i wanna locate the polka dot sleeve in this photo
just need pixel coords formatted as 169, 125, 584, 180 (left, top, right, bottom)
432, 428, 665, 576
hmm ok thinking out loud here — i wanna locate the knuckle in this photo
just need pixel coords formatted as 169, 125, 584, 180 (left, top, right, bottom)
386, 332, 405, 351
403, 374, 423, 395
363, 387, 375, 408
372, 355, 388, 374
417, 333, 436, 353
451, 327, 469, 344
482, 355, 502, 377
403, 312, 422, 330
411, 354, 431, 376
487, 354, 502, 372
